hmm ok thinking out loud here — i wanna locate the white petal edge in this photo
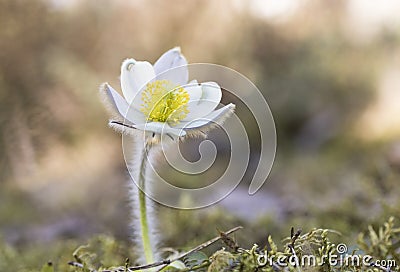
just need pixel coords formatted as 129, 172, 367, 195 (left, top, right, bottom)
133, 122, 186, 136
184, 79, 202, 103
120, 59, 155, 104
175, 103, 235, 129
100, 83, 146, 124
182, 81, 222, 121
154, 47, 188, 86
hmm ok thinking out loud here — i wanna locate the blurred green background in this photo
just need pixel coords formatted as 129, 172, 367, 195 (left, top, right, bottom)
1, 0, 400, 269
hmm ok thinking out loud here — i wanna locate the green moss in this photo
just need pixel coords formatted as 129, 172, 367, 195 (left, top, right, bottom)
0, 217, 392, 271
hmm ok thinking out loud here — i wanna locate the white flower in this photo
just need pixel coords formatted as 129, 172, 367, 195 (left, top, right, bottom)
100, 47, 235, 140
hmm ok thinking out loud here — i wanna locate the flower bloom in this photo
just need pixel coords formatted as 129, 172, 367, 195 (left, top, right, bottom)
101, 47, 235, 139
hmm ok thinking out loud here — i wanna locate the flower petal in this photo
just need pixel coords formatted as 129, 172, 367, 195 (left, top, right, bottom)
182, 81, 222, 121
100, 83, 146, 124
154, 47, 188, 86
175, 103, 235, 130
133, 122, 186, 136
184, 79, 202, 102
120, 59, 155, 104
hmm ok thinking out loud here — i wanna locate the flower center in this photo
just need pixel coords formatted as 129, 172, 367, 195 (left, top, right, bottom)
140, 80, 190, 124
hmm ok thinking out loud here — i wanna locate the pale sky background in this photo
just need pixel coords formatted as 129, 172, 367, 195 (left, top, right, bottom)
51, 0, 400, 37
49, 0, 400, 139
245, 0, 400, 29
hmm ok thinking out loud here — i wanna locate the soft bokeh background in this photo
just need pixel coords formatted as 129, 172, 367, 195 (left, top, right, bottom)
1, 0, 400, 269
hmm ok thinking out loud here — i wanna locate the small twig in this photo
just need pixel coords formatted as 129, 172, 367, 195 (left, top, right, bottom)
68, 261, 97, 272
104, 260, 171, 272
99, 267, 124, 272
68, 261, 84, 268
217, 227, 239, 252
156, 226, 243, 271
110, 120, 136, 129
288, 227, 302, 272
290, 227, 302, 247
68, 227, 243, 272
125, 258, 130, 271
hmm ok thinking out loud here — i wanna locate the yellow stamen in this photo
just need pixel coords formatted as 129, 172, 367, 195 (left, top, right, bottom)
140, 80, 190, 124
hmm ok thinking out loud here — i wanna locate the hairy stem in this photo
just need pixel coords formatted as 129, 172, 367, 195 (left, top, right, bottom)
137, 142, 154, 264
